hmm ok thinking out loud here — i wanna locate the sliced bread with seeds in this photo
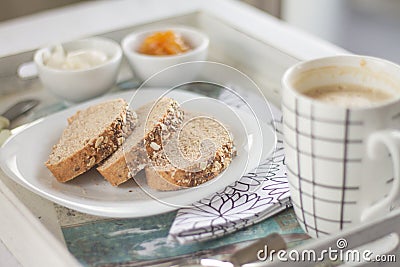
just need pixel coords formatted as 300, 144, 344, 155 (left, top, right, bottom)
97, 97, 184, 186
145, 113, 236, 191
45, 98, 136, 182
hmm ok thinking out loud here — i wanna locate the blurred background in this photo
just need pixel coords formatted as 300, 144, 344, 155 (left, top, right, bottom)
246, 0, 400, 64
1, 0, 399, 64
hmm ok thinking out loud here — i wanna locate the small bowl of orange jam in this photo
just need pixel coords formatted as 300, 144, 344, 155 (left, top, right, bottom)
121, 26, 209, 87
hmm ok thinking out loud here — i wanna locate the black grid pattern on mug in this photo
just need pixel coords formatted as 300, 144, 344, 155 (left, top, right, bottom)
287, 99, 361, 236
310, 103, 318, 237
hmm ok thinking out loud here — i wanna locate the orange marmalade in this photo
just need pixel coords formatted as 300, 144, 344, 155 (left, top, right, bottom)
138, 30, 191, 56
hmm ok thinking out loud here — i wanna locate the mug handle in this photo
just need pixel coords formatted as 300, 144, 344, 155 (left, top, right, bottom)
361, 129, 400, 222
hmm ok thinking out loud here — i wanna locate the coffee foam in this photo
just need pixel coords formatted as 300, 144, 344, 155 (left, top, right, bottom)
303, 83, 394, 108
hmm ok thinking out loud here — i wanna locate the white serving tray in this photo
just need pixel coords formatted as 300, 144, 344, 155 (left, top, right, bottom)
3, 1, 394, 267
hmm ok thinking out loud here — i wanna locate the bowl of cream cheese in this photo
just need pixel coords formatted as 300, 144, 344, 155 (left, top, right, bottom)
34, 37, 122, 103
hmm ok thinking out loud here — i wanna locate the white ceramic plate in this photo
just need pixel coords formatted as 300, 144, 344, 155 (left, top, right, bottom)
0, 89, 276, 217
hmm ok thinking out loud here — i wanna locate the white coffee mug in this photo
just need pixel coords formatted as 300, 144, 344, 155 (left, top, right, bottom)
281, 55, 400, 238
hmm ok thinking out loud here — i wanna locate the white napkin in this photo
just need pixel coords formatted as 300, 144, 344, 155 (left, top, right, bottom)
168, 91, 291, 244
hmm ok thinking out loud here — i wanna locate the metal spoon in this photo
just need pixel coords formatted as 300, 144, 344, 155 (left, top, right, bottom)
1, 99, 39, 123
0, 99, 39, 145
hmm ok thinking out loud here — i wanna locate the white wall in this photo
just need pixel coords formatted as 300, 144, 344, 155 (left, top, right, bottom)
282, 0, 400, 64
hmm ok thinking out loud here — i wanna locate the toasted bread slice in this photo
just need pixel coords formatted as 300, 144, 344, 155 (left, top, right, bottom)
97, 97, 184, 186
145, 114, 236, 191
46, 98, 136, 182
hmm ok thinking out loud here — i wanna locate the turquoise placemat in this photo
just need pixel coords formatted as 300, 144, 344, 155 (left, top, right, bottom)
59, 207, 306, 266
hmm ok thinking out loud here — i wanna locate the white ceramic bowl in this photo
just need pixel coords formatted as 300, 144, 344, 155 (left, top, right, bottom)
121, 26, 209, 87
34, 37, 122, 103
